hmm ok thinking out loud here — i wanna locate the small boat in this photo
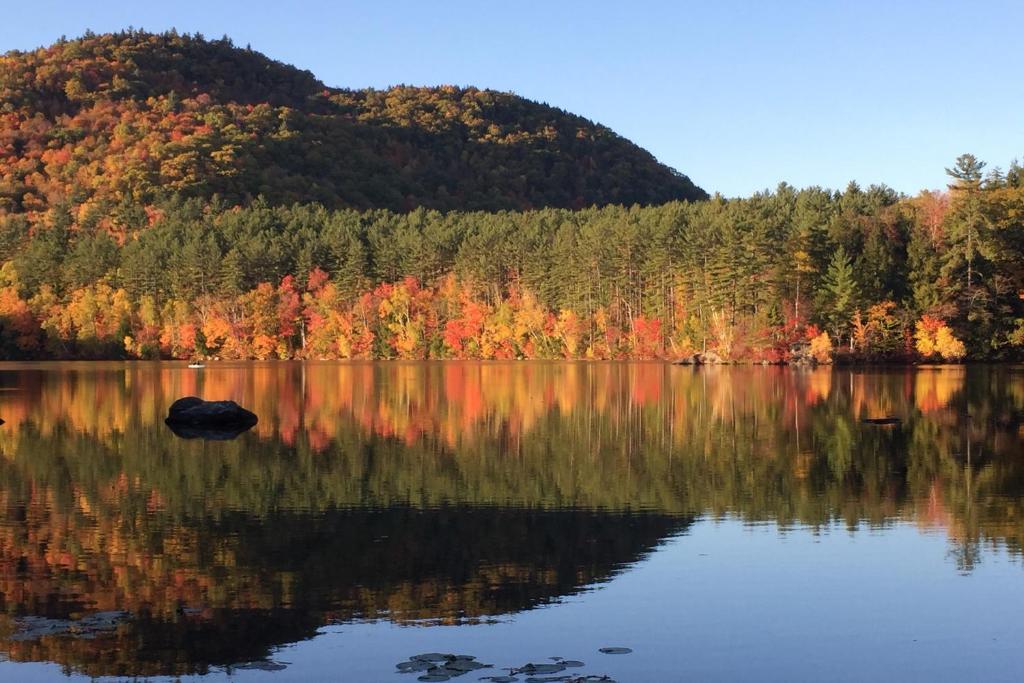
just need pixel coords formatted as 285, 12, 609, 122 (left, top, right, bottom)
187, 362, 206, 369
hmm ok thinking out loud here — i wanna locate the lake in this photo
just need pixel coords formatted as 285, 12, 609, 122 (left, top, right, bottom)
0, 362, 1023, 681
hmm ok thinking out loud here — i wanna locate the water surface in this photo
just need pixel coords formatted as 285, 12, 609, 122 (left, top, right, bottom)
0, 362, 1022, 681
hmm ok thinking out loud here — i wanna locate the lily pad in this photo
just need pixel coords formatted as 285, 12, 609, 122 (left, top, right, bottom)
598, 647, 632, 655
234, 661, 288, 671
560, 660, 584, 667
10, 617, 73, 640
72, 613, 126, 631
482, 677, 519, 683
82, 610, 128, 622
518, 663, 566, 674
418, 674, 451, 682
413, 653, 453, 662
447, 659, 489, 672
398, 660, 435, 673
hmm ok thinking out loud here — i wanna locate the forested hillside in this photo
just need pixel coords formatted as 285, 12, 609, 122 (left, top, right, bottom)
0, 153, 1022, 361
0, 30, 705, 216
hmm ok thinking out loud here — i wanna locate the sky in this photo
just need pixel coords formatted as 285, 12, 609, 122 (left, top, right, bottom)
2, 0, 1022, 197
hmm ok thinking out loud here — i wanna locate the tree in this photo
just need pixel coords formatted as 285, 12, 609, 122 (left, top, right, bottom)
915, 315, 966, 361
808, 330, 833, 363
907, 191, 951, 317
943, 154, 992, 324
62, 233, 120, 291
819, 246, 859, 347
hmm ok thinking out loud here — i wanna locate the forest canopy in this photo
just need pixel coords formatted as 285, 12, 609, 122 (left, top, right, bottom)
0, 160, 1021, 361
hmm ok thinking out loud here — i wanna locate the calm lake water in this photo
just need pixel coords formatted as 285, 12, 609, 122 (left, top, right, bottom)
0, 362, 1023, 681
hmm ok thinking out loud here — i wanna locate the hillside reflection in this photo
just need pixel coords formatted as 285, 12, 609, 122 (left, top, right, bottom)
0, 362, 1022, 675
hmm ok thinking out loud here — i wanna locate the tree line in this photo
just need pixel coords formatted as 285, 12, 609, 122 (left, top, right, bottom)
0, 154, 1021, 361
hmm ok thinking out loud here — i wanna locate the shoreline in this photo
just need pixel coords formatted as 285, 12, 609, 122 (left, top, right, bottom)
0, 357, 1003, 368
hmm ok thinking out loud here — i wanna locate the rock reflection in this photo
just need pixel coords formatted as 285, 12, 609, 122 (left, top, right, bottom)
164, 422, 256, 440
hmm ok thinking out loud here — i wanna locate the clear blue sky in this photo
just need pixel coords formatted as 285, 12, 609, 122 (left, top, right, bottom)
3, 0, 1021, 197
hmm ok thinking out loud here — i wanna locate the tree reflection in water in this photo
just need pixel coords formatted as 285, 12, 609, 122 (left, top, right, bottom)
0, 361, 1021, 675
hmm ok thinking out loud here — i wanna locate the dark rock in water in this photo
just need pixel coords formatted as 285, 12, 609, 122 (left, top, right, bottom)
165, 396, 258, 439
167, 396, 258, 426
862, 417, 901, 426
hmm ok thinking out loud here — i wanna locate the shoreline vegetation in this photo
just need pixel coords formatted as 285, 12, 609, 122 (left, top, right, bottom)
0, 33, 1022, 363
0, 160, 1017, 365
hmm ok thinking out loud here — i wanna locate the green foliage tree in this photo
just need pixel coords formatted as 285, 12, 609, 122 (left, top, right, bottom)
820, 246, 860, 346
943, 154, 998, 349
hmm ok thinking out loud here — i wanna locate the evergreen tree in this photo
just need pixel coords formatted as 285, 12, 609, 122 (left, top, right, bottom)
943, 154, 995, 345
820, 246, 859, 346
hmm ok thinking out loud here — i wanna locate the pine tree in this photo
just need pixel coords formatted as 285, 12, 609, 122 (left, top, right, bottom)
219, 248, 247, 296
944, 154, 987, 292
820, 245, 859, 346
943, 154, 995, 344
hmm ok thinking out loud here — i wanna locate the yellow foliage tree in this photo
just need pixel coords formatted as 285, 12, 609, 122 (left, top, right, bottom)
934, 326, 966, 360
914, 316, 966, 361
555, 309, 582, 358
809, 331, 833, 364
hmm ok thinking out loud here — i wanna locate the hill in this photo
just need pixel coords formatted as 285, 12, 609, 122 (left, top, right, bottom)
0, 30, 706, 222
